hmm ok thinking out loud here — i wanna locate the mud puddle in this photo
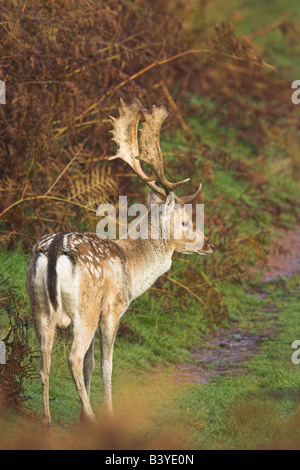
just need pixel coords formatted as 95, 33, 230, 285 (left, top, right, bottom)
173, 329, 264, 384
173, 224, 300, 385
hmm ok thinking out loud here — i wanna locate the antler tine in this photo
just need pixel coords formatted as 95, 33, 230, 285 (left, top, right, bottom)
178, 182, 202, 204
139, 105, 190, 193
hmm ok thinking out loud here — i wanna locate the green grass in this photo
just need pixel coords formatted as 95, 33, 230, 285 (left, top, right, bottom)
160, 276, 300, 449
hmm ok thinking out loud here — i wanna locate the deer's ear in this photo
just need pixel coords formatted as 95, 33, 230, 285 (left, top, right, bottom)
163, 192, 176, 216
148, 189, 164, 206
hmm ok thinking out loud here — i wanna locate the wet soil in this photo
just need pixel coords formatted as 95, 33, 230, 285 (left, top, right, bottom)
172, 326, 281, 384
172, 225, 300, 384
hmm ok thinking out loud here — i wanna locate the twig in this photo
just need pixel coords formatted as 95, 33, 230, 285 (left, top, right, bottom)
0, 195, 96, 220
244, 15, 287, 40
150, 286, 178, 296
166, 275, 206, 306
44, 142, 85, 197
160, 81, 191, 135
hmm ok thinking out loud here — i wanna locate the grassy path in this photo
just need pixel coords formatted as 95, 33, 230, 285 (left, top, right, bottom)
169, 275, 300, 449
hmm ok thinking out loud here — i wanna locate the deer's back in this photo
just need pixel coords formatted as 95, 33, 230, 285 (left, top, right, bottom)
26, 233, 130, 327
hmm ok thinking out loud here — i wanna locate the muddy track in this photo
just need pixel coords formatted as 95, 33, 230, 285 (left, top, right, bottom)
172, 225, 300, 384
173, 329, 264, 384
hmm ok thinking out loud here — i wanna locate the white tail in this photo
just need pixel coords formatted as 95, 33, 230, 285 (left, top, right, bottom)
26, 99, 214, 425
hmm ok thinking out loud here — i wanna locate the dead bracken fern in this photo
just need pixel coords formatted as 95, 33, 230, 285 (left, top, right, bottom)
68, 166, 118, 209
0, 277, 39, 416
68, 165, 118, 227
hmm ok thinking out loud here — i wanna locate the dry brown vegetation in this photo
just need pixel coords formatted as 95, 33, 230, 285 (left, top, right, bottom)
1, 0, 297, 247
0, 277, 38, 415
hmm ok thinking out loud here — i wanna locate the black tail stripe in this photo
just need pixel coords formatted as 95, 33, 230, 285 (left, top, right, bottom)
47, 233, 66, 311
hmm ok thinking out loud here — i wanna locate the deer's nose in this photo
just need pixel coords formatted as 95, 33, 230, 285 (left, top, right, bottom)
209, 243, 215, 252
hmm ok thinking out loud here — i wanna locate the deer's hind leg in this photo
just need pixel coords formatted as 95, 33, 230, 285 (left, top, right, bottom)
99, 302, 128, 416
83, 336, 95, 399
68, 312, 99, 423
34, 313, 56, 426
27, 254, 56, 426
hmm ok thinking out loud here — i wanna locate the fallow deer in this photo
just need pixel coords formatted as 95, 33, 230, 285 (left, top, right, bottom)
26, 98, 214, 425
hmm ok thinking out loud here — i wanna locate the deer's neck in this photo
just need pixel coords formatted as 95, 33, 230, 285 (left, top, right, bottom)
116, 238, 174, 300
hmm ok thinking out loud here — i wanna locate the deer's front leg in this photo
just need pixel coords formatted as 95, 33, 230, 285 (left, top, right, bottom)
99, 306, 124, 416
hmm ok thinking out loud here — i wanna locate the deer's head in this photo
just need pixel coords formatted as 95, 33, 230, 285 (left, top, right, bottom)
110, 98, 214, 256
147, 190, 214, 255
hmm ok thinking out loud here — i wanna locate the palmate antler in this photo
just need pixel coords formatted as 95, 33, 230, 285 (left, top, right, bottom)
109, 98, 202, 204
